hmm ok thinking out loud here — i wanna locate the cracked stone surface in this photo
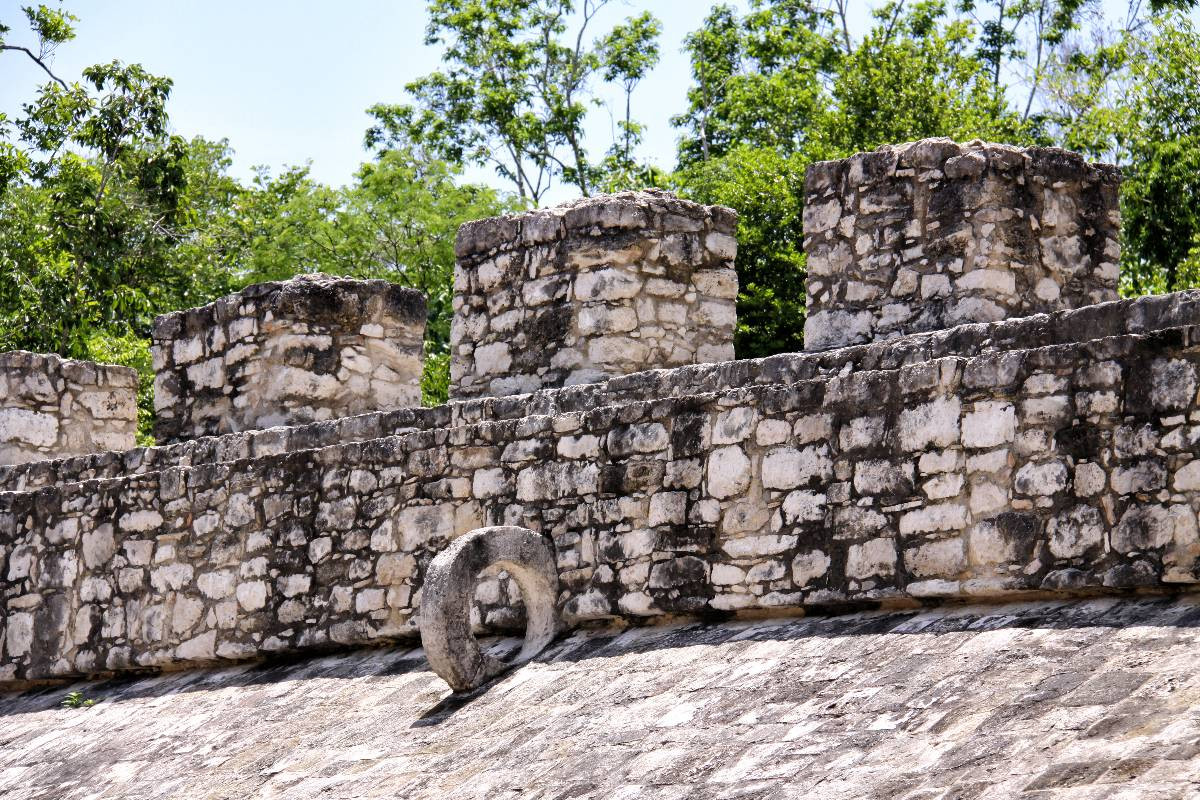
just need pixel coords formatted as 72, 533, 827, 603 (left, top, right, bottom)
4, 596, 1200, 799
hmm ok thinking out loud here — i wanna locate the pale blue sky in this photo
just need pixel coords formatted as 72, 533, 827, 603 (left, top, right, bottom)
0, 0, 1173, 203
2, 0, 774, 201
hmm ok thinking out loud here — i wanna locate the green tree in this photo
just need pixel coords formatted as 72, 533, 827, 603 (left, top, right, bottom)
219, 148, 509, 404
0, 5, 206, 441
1033, 9, 1200, 294
956, 0, 1198, 123
161, 137, 248, 306
672, 2, 840, 167
0, 6, 194, 356
828, 2, 1032, 153
1, 4, 72, 191
367, 0, 662, 205
675, 146, 809, 356
1112, 15, 1200, 294
593, 10, 662, 191
672, 0, 1030, 359
671, 1, 841, 357
2, 4, 509, 433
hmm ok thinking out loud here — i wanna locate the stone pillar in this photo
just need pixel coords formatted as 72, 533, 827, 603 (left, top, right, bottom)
152, 274, 426, 443
0, 351, 138, 465
450, 189, 738, 400
803, 138, 1121, 351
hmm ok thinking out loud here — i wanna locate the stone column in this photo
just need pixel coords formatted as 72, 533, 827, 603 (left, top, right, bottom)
152, 274, 426, 443
803, 138, 1121, 351
0, 351, 138, 465
450, 189, 738, 400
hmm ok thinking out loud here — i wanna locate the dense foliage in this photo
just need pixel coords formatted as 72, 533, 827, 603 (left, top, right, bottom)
1, 4, 506, 434
2, 1, 1200, 441
670, 0, 1036, 355
669, 0, 1199, 357
365, 0, 664, 203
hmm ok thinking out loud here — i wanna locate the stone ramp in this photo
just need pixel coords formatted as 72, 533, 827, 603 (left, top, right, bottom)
2, 597, 1200, 799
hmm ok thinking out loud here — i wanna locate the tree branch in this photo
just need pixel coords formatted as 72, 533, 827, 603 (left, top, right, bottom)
835, 0, 854, 54
1022, 1, 1048, 120
881, 0, 906, 49
0, 44, 69, 89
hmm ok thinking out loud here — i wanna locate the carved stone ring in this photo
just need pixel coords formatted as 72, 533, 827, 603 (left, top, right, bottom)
419, 526, 559, 692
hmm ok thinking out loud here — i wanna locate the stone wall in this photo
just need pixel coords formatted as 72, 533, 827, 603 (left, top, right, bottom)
4, 312, 1200, 682
803, 139, 1121, 350
7, 290, 1198, 495
0, 351, 137, 466
451, 189, 738, 399
152, 274, 426, 443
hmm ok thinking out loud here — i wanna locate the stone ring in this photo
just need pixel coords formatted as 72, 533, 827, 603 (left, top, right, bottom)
419, 526, 559, 692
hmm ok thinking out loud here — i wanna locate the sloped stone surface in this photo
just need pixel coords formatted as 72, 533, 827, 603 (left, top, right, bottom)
4, 597, 1200, 798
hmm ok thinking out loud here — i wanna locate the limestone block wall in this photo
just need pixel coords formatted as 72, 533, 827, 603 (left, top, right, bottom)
451, 189, 738, 399
9, 289, 1200, 496
0, 351, 137, 466
152, 274, 426, 443
4, 316, 1200, 682
803, 139, 1121, 350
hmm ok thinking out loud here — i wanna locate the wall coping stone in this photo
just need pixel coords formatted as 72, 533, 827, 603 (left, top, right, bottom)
151, 274, 427, 335
454, 188, 738, 261
0, 351, 138, 388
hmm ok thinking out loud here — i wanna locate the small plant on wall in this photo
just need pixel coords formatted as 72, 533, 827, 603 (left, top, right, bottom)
60, 691, 98, 709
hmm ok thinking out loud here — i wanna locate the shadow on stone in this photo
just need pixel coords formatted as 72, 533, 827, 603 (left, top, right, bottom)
5, 594, 1200, 719
410, 639, 525, 727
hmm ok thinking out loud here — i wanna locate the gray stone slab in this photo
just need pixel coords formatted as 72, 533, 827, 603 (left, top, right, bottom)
2, 597, 1200, 799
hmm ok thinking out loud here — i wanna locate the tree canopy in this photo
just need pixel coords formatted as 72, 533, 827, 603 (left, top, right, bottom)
665, 0, 1200, 357
365, 0, 665, 204
0, 2, 506, 433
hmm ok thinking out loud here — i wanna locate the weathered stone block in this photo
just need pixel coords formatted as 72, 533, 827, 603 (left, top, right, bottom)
451, 190, 738, 399
804, 139, 1120, 350
0, 351, 137, 465
152, 274, 426, 443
